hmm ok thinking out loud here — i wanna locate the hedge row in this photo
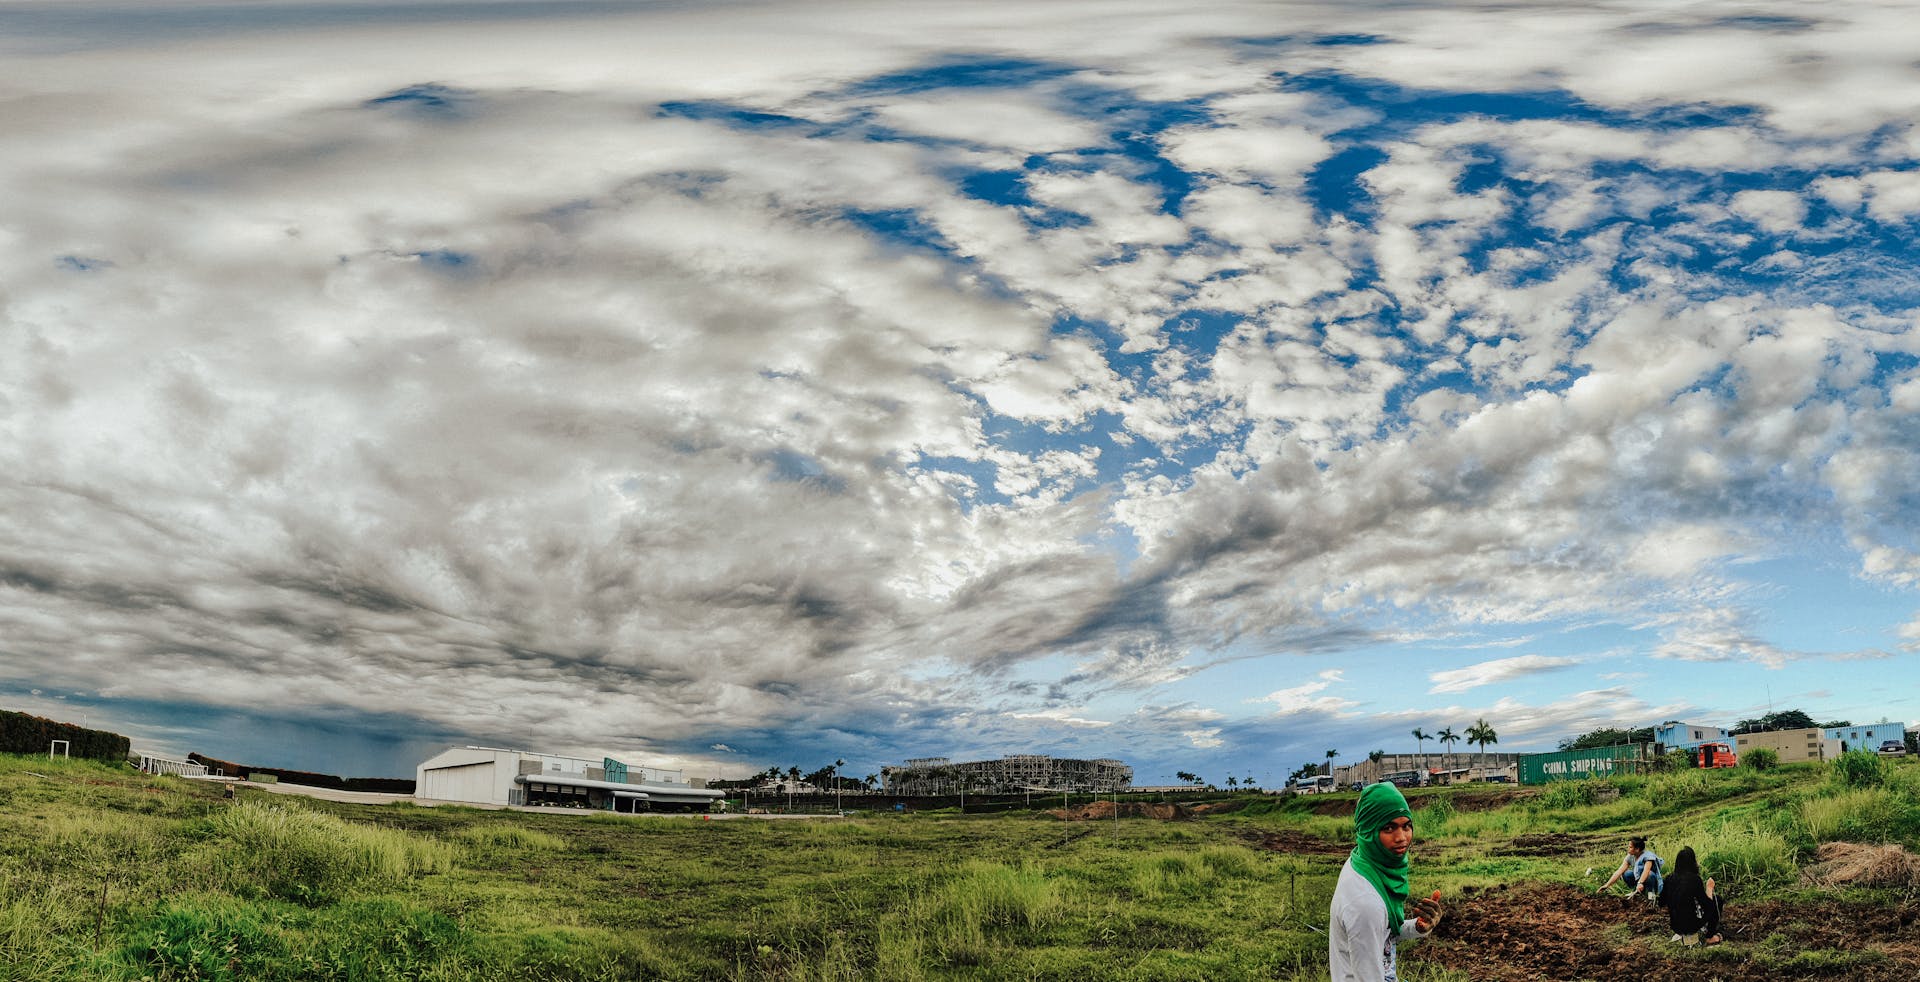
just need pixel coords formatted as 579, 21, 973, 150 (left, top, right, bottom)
187, 752, 415, 794
0, 709, 131, 760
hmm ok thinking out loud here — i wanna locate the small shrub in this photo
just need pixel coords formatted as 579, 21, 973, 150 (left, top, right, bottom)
1743, 749, 1778, 770
1642, 769, 1711, 804
1538, 780, 1600, 810
1417, 795, 1456, 833
1831, 750, 1887, 789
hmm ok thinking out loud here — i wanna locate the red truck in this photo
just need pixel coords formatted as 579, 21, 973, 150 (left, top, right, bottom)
1696, 742, 1737, 768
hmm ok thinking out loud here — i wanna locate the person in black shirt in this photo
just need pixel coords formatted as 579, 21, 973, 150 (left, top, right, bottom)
1661, 846, 1722, 945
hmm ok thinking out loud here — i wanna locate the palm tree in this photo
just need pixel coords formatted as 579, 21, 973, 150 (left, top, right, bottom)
1411, 727, 1431, 767
1437, 727, 1459, 772
1225, 776, 1239, 791
1324, 749, 1338, 777
1467, 718, 1499, 778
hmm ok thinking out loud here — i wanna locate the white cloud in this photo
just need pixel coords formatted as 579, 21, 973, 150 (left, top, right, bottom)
1010, 709, 1114, 728
1898, 613, 1920, 651
1729, 189, 1809, 234
1427, 655, 1582, 694
1158, 124, 1332, 188
1254, 670, 1360, 715
4, 0, 1920, 784
1863, 170, 1920, 221
866, 90, 1109, 152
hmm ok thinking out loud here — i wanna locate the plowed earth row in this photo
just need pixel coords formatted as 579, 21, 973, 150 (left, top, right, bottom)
1410, 882, 1920, 981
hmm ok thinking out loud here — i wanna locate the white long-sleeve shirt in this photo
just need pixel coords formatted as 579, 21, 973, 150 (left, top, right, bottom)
1328, 857, 1430, 982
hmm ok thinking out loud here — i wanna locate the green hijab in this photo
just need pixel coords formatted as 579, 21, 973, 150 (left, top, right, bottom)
1348, 783, 1412, 933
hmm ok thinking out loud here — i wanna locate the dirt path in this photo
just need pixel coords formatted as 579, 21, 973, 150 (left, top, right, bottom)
1412, 882, 1920, 981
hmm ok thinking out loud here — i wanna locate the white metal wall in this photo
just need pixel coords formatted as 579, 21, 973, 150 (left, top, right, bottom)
420, 760, 501, 804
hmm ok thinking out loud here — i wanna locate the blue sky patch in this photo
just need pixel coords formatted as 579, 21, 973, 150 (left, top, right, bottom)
844, 57, 1078, 98
365, 82, 474, 118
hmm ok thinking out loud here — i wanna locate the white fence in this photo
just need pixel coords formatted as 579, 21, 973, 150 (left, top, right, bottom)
137, 754, 208, 777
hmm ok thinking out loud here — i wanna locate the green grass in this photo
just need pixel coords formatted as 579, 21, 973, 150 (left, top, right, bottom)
2, 754, 1917, 979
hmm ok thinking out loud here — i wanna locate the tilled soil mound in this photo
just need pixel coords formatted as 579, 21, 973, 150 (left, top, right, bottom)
1492, 832, 1591, 857
1241, 828, 1348, 856
1046, 801, 1191, 821
1411, 881, 1920, 981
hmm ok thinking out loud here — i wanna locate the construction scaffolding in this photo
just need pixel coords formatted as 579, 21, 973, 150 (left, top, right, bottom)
882, 754, 1132, 794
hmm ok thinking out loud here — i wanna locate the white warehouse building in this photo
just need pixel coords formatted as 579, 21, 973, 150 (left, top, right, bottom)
415, 746, 725, 812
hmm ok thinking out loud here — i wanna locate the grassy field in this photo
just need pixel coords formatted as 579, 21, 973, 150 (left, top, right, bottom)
2, 753, 1917, 980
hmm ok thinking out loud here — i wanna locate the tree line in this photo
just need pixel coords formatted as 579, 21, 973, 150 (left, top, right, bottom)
1287, 718, 1502, 784
708, 760, 871, 792
0, 710, 129, 761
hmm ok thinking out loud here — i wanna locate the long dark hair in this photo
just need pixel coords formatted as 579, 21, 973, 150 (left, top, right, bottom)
1670, 846, 1699, 878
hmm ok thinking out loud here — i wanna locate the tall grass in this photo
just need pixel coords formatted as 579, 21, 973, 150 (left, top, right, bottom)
940, 862, 1062, 932
453, 824, 568, 858
1692, 822, 1796, 893
0, 877, 102, 982
207, 802, 455, 905
1128, 847, 1254, 899
1799, 786, 1920, 845
5, 752, 1915, 980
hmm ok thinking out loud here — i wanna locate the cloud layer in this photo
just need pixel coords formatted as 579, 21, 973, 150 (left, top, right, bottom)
2, 0, 1917, 777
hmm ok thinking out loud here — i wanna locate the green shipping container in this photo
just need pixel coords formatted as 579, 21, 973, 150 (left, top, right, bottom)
1518, 744, 1649, 785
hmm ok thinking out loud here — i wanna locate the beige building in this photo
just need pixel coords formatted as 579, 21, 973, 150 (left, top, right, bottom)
1333, 752, 1520, 788
882, 754, 1132, 794
1734, 728, 1841, 764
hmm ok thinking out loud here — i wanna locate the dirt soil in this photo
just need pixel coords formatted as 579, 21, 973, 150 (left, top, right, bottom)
1412, 881, 1920, 981
1240, 828, 1348, 856
1492, 832, 1595, 857
1046, 801, 1193, 821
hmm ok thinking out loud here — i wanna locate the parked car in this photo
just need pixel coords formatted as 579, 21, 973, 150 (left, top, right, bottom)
1879, 741, 1906, 757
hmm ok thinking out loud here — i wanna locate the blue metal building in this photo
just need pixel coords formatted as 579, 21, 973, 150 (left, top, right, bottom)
1653, 720, 1733, 751
1822, 721, 1908, 752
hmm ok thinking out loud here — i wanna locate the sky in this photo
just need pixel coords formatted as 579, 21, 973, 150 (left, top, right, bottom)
3, 0, 1918, 785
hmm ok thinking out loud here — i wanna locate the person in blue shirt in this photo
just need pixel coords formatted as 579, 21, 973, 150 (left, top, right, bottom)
1599, 835, 1662, 898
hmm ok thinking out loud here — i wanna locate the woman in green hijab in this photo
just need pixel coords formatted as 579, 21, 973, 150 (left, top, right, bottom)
1328, 783, 1443, 982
